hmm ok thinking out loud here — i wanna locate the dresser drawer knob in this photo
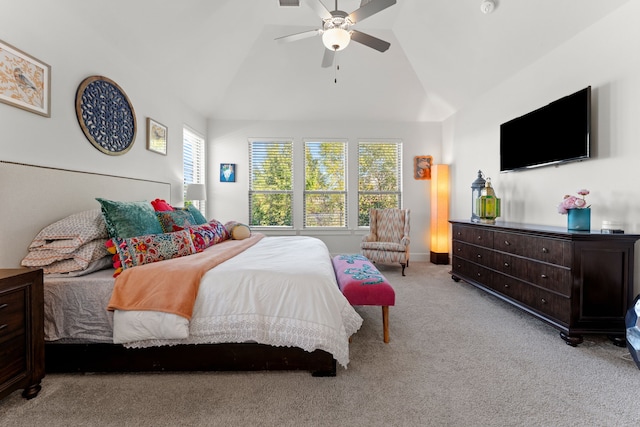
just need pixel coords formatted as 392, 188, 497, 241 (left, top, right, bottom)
0, 303, 8, 310
477, 272, 482, 277
541, 274, 548, 279
504, 240, 510, 246
477, 235, 482, 240
477, 254, 482, 259
504, 262, 510, 267
504, 284, 510, 289
457, 248, 461, 252
542, 247, 549, 253
541, 298, 547, 304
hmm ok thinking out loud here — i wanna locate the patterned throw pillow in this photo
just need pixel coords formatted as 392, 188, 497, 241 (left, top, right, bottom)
156, 210, 196, 233
96, 198, 163, 238
106, 229, 196, 277
188, 220, 230, 252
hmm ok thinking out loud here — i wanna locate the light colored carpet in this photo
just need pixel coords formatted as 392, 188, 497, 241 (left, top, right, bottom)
1, 262, 638, 427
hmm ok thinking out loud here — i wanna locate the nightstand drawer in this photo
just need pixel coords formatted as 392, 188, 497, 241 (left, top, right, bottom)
0, 335, 26, 385
0, 288, 27, 343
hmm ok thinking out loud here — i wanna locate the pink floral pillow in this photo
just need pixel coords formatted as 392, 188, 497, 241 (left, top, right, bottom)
106, 229, 195, 277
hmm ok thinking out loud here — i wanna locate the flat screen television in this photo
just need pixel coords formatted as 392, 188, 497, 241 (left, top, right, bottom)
500, 86, 591, 172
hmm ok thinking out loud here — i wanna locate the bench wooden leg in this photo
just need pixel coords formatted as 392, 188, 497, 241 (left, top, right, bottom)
382, 305, 390, 343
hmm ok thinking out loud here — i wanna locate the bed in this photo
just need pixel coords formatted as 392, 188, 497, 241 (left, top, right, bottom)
0, 161, 362, 376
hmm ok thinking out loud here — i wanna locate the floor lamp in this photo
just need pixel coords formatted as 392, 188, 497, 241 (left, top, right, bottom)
430, 164, 450, 264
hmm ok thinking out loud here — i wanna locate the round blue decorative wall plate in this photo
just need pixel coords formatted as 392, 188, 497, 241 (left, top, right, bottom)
75, 75, 137, 155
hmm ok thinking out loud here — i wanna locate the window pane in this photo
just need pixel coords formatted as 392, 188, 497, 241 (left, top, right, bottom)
183, 128, 205, 216
358, 141, 402, 226
304, 192, 346, 227
249, 140, 293, 227
249, 193, 293, 226
304, 140, 346, 227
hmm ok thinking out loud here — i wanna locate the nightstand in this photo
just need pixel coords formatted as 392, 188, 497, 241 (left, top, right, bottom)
0, 269, 44, 400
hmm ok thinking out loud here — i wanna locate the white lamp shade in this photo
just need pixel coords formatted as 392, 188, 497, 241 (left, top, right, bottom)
322, 28, 351, 51
186, 183, 206, 200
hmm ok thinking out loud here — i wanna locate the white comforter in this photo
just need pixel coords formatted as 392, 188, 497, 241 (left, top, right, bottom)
113, 236, 363, 368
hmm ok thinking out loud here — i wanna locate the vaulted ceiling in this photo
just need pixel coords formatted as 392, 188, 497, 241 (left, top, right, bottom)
69, 0, 631, 122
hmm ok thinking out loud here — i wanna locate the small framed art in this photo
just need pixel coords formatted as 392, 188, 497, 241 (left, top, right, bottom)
220, 163, 236, 182
147, 118, 167, 155
0, 38, 51, 117
414, 155, 432, 180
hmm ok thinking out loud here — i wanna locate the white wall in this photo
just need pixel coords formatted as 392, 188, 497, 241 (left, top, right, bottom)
0, 1, 206, 206
444, 1, 640, 294
207, 119, 441, 259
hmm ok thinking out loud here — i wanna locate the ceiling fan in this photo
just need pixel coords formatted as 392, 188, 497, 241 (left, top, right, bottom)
276, 0, 397, 68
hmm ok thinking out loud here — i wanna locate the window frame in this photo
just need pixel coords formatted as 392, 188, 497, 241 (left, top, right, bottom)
248, 138, 294, 228
303, 139, 348, 229
357, 140, 403, 227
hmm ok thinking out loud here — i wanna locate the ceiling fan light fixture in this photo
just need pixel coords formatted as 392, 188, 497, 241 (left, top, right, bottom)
322, 28, 351, 51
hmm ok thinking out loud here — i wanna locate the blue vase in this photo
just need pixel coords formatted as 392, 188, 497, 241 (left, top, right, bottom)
567, 208, 591, 231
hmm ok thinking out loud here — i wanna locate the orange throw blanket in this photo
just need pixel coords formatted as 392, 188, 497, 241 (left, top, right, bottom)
107, 233, 264, 319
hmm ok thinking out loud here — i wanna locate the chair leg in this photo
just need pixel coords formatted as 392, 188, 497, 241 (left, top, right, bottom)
382, 306, 390, 343
401, 263, 406, 276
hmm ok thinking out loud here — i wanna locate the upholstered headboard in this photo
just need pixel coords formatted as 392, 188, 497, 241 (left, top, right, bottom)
0, 161, 171, 268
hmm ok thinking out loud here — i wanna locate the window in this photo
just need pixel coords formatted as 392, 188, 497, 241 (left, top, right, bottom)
304, 140, 347, 227
249, 140, 293, 227
183, 127, 205, 215
358, 141, 403, 226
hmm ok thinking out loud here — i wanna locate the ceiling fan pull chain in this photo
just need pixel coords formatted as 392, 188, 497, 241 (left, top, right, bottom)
334, 48, 339, 84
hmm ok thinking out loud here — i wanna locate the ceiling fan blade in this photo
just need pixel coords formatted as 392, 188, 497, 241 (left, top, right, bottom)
275, 28, 321, 43
348, 0, 396, 24
303, 0, 332, 20
321, 49, 335, 68
350, 30, 390, 52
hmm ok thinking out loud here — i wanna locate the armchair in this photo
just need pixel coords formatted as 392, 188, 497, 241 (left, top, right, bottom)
361, 208, 410, 276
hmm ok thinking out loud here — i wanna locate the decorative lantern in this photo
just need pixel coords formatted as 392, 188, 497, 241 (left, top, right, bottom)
471, 170, 486, 223
477, 177, 501, 224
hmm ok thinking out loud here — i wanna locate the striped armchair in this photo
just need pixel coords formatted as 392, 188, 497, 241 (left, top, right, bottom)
361, 208, 410, 276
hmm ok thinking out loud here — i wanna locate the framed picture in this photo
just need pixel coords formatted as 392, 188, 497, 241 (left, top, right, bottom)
414, 155, 433, 180
220, 163, 236, 182
147, 118, 167, 155
0, 39, 51, 117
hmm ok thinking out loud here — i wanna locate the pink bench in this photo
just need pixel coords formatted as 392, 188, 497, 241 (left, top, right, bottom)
332, 254, 396, 343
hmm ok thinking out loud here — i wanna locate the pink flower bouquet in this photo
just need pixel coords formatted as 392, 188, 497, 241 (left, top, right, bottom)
557, 189, 590, 214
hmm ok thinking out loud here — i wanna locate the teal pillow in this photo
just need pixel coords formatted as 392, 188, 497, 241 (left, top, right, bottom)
185, 205, 207, 225
156, 210, 195, 232
96, 198, 163, 238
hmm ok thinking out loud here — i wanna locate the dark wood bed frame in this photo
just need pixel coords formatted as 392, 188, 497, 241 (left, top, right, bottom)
45, 342, 337, 377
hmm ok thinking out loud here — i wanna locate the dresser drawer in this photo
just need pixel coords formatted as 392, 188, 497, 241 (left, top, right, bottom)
452, 256, 494, 284
494, 231, 569, 267
491, 252, 528, 278
453, 225, 494, 248
491, 273, 527, 301
521, 286, 571, 324
524, 264, 572, 297
452, 241, 494, 265
0, 288, 27, 343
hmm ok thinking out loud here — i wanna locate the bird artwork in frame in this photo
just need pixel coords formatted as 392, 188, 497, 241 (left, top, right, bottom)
0, 38, 51, 117
220, 163, 236, 182
414, 155, 432, 180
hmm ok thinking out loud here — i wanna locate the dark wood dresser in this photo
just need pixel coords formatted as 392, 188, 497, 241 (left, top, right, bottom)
0, 268, 44, 400
450, 220, 640, 346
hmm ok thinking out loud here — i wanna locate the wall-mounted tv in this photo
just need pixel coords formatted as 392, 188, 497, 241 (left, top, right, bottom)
500, 86, 591, 172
